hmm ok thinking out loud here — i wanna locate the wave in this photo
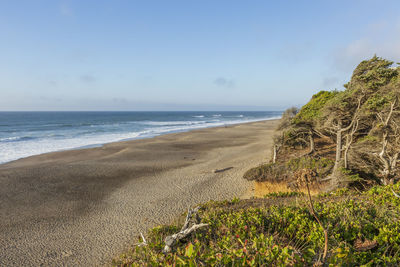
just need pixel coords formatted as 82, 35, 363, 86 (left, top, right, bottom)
140, 120, 206, 126
0, 115, 281, 164
0, 131, 143, 164
192, 115, 204, 118
0, 136, 36, 142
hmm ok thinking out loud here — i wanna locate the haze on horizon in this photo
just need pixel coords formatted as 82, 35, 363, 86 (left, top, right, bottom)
1, 0, 400, 111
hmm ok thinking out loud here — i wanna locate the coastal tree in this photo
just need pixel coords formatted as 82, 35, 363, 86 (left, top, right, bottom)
289, 91, 337, 154
322, 56, 399, 188
325, 93, 363, 171
350, 57, 399, 184
366, 91, 400, 185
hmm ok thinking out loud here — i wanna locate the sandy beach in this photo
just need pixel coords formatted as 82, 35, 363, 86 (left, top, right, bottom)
0, 119, 278, 266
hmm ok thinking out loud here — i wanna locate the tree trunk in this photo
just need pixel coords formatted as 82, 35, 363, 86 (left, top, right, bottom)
329, 120, 344, 190
309, 130, 315, 154
344, 145, 349, 169
335, 120, 343, 167
272, 145, 277, 163
343, 119, 359, 170
379, 132, 392, 185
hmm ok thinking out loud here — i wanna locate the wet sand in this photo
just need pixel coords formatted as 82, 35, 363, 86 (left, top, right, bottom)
0, 119, 278, 266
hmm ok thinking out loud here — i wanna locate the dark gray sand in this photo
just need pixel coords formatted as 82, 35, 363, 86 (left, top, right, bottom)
0, 120, 278, 266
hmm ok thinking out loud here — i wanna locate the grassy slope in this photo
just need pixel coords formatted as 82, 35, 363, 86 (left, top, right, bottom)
113, 185, 400, 266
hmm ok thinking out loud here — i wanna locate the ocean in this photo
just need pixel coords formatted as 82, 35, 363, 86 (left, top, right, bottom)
0, 111, 281, 164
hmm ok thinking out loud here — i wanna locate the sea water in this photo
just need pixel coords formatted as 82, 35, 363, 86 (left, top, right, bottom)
0, 111, 281, 164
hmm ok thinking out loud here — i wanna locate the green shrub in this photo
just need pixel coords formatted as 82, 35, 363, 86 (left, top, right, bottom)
243, 156, 334, 182
293, 90, 338, 124
113, 185, 400, 266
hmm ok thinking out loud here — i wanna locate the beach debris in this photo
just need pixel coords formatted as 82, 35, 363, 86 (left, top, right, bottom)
162, 207, 208, 253
134, 232, 148, 247
213, 167, 233, 173
354, 239, 378, 251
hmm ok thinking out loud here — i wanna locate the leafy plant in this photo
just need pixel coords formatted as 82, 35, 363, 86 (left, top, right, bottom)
113, 185, 400, 266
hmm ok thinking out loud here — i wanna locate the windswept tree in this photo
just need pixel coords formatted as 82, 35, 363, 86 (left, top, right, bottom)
375, 98, 400, 185
365, 87, 400, 185
290, 91, 337, 154
323, 56, 399, 188
324, 91, 364, 171
267, 56, 399, 190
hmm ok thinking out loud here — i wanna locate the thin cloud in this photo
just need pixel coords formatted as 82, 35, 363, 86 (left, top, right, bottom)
214, 77, 235, 88
332, 20, 400, 72
48, 80, 58, 86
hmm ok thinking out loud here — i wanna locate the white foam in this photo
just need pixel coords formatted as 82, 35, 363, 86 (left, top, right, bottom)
140, 120, 206, 126
0, 136, 20, 142
0, 132, 140, 164
0, 116, 281, 164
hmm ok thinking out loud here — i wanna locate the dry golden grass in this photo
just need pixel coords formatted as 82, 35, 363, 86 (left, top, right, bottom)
254, 181, 321, 198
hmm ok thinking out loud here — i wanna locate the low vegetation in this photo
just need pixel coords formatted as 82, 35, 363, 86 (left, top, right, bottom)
114, 185, 400, 266
244, 156, 334, 183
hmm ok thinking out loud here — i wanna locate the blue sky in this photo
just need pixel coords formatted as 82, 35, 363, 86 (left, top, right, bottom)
1, 1, 400, 111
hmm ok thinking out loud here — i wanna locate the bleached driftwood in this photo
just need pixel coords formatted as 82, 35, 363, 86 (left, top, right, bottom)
162, 207, 208, 253
134, 232, 148, 247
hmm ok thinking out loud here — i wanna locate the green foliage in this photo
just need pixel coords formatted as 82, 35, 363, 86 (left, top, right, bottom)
264, 191, 305, 198
243, 156, 334, 182
113, 185, 400, 266
356, 135, 378, 144
341, 168, 363, 182
365, 93, 396, 112
231, 197, 240, 204
286, 156, 333, 173
293, 90, 338, 124
330, 187, 351, 197
349, 56, 398, 90
243, 162, 277, 181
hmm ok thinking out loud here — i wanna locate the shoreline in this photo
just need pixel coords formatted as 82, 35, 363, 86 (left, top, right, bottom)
0, 119, 278, 266
0, 116, 280, 166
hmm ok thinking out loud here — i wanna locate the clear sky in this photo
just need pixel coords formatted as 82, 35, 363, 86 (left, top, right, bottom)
1, 0, 400, 111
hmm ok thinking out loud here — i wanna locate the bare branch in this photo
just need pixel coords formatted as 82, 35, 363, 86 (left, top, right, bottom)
134, 232, 148, 247
163, 207, 208, 254
163, 223, 209, 253
385, 99, 397, 126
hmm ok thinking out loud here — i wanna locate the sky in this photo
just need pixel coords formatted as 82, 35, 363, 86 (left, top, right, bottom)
1, 0, 400, 111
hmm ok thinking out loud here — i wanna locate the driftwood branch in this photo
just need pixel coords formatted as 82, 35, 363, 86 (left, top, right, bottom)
163, 207, 208, 253
134, 232, 148, 247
